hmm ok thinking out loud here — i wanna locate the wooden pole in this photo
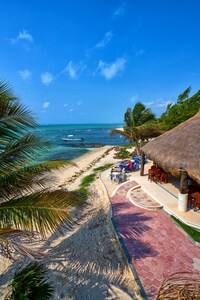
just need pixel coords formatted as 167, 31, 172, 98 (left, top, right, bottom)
140, 152, 145, 176
179, 169, 188, 194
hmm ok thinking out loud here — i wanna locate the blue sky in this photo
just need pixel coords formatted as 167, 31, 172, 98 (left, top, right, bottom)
1, 0, 200, 124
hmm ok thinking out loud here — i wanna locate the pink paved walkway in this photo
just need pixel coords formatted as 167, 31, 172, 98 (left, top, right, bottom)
111, 181, 200, 299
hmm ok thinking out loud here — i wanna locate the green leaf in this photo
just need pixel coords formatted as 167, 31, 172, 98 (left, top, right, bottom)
11, 262, 54, 299
0, 190, 84, 237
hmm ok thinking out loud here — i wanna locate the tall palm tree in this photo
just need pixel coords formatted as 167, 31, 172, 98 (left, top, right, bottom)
0, 79, 83, 257
111, 102, 162, 154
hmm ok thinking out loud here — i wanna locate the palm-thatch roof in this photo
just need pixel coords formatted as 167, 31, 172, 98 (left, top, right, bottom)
141, 110, 200, 184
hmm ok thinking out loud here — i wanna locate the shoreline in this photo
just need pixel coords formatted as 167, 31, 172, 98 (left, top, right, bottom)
51, 145, 115, 189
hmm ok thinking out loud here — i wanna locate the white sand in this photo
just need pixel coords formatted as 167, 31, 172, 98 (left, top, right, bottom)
0, 146, 142, 299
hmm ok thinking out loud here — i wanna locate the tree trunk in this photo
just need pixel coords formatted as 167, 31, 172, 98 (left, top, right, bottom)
140, 152, 145, 176
135, 140, 140, 155
179, 169, 188, 194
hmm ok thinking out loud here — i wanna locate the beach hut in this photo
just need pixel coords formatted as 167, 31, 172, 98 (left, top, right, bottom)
140, 110, 200, 211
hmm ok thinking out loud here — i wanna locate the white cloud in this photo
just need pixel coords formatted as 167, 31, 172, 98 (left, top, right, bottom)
43, 102, 50, 109
154, 100, 172, 108
77, 101, 82, 106
69, 108, 74, 112
63, 61, 86, 79
132, 45, 145, 57
98, 57, 126, 80
130, 95, 138, 103
113, 3, 126, 17
41, 72, 53, 85
95, 31, 113, 49
65, 61, 77, 79
18, 69, 32, 80
144, 101, 154, 106
135, 49, 145, 57
11, 30, 34, 44
64, 103, 68, 107
144, 99, 173, 109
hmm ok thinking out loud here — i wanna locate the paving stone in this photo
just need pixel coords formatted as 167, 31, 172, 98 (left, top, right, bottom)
109, 181, 200, 299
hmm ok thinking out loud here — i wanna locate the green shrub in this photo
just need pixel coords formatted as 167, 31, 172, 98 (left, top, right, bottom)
10, 262, 54, 300
80, 173, 96, 188
93, 163, 113, 172
115, 148, 131, 159
121, 143, 136, 148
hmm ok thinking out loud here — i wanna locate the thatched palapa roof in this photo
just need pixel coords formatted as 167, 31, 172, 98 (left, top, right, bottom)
141, 110, 200, 184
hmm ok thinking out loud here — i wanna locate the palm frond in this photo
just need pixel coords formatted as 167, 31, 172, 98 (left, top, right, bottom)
0, 160, 76, 200
0, 133, 50, 175
10, 262, 54, 299
110, 127, 137, 143
40, 159, 76, 169
0, 228, 46, 258
0, 79, 36, 129
156, 272, 200, 299
136, 121, 163, 139
0, 228, 32, 237
0, 190, 84, 236
0, 80, 17, 102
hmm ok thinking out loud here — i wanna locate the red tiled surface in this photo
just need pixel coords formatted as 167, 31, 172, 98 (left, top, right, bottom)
111, 181, 200, 299
130, 188, 162, 209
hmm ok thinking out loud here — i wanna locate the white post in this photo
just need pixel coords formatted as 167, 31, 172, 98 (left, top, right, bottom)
178, 193, 188, 212
178, 169, 188, 212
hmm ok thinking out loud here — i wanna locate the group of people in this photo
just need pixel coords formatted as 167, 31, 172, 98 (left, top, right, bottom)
109, 157, 142, 184
110, 167, 127, 183
127, 157, 140, 172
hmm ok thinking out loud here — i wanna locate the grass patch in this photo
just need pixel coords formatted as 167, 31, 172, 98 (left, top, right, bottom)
76, 173, 97, 197
121, 143, 136, 148
93, 163, 113, 172
114, 148, 132, 159
80, 173, 96, 188
171, 215, 200, 243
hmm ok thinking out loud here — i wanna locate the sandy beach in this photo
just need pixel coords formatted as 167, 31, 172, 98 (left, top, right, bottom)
0, 146, 141, 300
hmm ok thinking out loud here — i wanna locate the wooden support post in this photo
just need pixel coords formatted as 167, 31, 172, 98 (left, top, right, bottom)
179, 169, 188, 194
178, 169, 188, 212
140, 152, 145, 176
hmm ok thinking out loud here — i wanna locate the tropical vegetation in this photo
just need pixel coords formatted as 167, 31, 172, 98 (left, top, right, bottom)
111, 102, 162, 154
0, 79, 84, 258
78, 173, 97, 195
93, 163, 113, 172
114, 148, 132, 159
159, 86, 200, 130
9, 262, 53, 300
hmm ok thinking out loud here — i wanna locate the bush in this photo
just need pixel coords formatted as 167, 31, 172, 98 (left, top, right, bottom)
80, 173, 96, 188
10, 262, 54, 300
114, 148, 132, 159
93, 164, 113, 172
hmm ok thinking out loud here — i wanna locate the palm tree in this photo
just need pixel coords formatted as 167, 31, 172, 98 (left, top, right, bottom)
111, 102, 162, 154
0, 79, 83, 257
10, 262, 54, 299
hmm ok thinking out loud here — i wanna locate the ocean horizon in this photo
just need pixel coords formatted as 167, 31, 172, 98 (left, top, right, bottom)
35, 123, 125, 162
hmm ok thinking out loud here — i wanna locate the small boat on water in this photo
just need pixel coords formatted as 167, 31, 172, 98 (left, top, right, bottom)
62, 137, 84, 142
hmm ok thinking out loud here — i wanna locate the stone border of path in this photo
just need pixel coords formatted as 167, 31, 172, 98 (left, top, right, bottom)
127, 186, 163, 210
99, 174, 146, 300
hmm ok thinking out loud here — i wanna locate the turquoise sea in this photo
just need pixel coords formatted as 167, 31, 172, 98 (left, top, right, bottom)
35, 123, 125, 162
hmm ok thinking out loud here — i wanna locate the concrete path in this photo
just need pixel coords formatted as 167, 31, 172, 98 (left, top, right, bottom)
110, 180, 200, 299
